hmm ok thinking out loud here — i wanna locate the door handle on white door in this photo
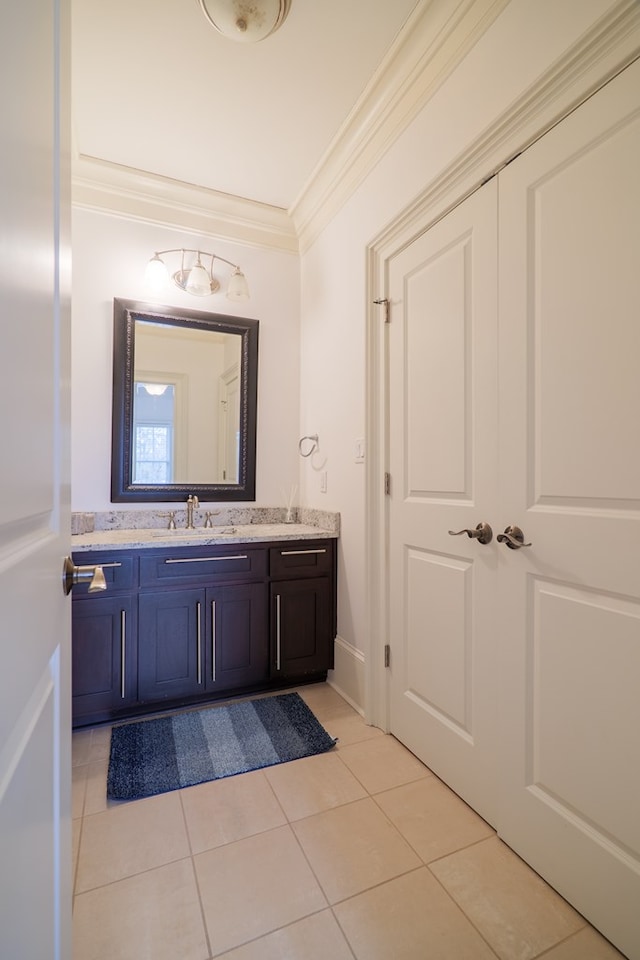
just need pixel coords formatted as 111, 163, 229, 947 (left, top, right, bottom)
448, 522, 493, 545
497, 525, 532, 549
62, 556, 108, 595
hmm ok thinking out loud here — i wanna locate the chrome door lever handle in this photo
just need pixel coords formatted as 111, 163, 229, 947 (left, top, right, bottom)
448, 521, 493, 545
497, 525, 532, 549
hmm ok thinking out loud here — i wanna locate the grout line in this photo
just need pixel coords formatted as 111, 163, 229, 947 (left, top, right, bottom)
176, 789, 214, 958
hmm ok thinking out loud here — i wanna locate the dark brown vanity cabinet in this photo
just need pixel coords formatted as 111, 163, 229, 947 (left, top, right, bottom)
137, 583, 268, 703
270, 544, 336, 679
71, 538, 336, 727
70, 556, 138, 724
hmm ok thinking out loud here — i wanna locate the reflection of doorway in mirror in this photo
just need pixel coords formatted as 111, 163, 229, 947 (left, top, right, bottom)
133, 373, 187, 484
218, 364, 240, 483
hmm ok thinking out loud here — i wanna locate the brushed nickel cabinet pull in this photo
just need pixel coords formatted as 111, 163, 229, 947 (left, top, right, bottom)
275, 594, 281, 671
165, 555, 248, 564
120, 610, 126, 699
197, 601, 202, 684
211, 600, 217, 683
280, 548, 327, 556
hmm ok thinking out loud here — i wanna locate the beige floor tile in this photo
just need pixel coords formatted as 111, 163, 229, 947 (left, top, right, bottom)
337, 735, 431, 794
297, 682, 358, 721
72, 729, 93, 766
322, 711, 385, 747
76, 790, 190, 892
73, 858, 208, 960
374, 777, 494, 863
292, 796, 421, 904
264, 751, 367, 821
542, 926, 628, 959
215, 910, 354, 959
72, 762, 88, 820
195, 824, 326, 955
181, 769, 287, 853
430, 836, 585, 960
83, 760, 109, 816
334, 867, 497, 960
87, 724, 112, 762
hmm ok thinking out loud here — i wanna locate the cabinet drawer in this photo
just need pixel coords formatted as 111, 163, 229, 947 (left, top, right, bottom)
71, 552, 135, 596
140, 546, 267, 587
270, 541, 334, 578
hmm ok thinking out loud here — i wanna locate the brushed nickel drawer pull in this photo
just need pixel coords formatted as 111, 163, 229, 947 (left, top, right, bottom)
211, 600, 217, 683
197, 601, 202, 684
280, 549, 327, 556
120, 610, 126, 699
164, 555, 248, 564
100, 562, 123, 569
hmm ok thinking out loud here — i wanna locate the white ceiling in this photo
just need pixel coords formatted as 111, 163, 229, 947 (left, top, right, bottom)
72, 0, 420, 212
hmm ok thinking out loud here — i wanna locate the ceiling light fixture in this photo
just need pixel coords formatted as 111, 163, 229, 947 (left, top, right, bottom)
145, 248, 250, 301
198, 0, 291, 43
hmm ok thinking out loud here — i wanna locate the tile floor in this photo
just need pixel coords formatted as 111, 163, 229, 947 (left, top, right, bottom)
72, 683, 626, 960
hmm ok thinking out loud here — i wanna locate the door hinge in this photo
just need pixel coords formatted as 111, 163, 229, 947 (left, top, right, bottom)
384, 644, 391, 668
384, 472, 391, 495
373, 297, 390, 323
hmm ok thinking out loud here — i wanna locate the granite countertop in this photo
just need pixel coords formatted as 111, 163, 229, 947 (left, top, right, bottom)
72, 523, 337, 552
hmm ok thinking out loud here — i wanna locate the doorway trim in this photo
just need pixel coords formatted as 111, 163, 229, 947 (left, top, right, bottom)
363, 5, 640, 729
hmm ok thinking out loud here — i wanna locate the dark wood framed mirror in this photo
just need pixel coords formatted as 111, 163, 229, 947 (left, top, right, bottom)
111, 298, 258, 502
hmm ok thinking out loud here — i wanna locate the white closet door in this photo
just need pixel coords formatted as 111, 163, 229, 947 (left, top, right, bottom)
387, 179, 501, 825
496, 59, 640, 959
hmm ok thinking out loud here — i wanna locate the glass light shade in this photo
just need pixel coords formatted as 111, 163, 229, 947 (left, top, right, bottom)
185, 261, 213, 296
199, 0, 291, 43
145, 255, 169, 292
226, 268, 250, 301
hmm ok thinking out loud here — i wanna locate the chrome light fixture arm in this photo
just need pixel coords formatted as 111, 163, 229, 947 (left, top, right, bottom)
145, 247, 250, 300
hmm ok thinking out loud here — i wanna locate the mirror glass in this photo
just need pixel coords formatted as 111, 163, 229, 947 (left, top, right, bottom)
111, 299, 258, 502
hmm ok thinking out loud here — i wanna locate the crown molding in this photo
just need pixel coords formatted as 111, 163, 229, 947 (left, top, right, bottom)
290, 0, 511, 252
71, 0, 506, 256
71, 0, 638, 258
72, 154, 299, 254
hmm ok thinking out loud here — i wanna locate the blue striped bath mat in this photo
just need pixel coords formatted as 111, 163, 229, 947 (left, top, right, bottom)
107, 692, 337, 801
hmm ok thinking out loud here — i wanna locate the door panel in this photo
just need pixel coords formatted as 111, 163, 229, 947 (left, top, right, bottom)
497, 60, 640, 957
387, 57, 640, 959
388, 179, 499, 825
0, 1, 71, 956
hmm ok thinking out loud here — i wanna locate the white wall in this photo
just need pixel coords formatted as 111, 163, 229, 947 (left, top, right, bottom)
71, 208, 300, 511
299, 0, 623, 664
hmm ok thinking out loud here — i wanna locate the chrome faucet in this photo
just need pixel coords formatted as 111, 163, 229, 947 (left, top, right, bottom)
186, 494, 199, 529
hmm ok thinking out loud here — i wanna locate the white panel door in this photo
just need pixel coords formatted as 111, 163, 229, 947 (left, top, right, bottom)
388, 179, 500, 825
0, 2, 71, 958
496, 59, 640, 959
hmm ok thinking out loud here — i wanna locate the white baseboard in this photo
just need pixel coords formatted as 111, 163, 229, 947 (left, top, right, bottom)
327, 635, 365, 716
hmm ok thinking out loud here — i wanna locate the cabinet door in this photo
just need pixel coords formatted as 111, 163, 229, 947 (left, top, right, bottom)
206, 583, 268, 692
138, 588, 205, 702
72, 595, 136, 724
271, 578, 332, 678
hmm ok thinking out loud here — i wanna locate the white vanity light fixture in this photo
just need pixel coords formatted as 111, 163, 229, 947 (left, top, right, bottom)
145, 248, 250, 301
198, 0, 291, 43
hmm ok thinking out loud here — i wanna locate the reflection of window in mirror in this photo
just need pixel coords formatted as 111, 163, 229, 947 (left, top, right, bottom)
133, 381, 175, 483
